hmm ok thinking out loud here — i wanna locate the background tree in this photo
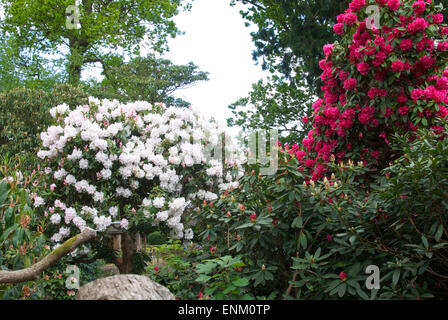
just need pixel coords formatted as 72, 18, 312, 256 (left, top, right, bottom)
87, 55, 209, 107
0, 0, 190, 85
0, 34, 64, 91
227, 73, 312, 144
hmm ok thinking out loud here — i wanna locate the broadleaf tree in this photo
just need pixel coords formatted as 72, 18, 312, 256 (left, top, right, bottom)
0, 0, 191, 85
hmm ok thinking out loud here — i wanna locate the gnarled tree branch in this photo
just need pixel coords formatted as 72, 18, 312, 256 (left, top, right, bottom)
0, 228, 97, 284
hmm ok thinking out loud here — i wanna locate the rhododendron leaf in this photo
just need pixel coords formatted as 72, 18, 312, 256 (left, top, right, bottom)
392, 269, 400, 287
232, 278, 249, 287
435, 224, 444, 242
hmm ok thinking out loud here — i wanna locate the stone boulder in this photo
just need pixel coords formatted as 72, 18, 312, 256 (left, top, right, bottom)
76, 274, 175, 300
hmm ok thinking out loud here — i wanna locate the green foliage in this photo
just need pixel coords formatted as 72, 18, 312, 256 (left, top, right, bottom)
233, 0, 448, 94
0, 84, 89, 171
88, 55, 209, 106
0, 0, 190, 85
0, 165, 49, 299
227, 74, 313, 145
147, 231, 168, 245
0, 34, 65, 92
194, 255, 254, 300
194, 123, 448, 299
145, 241, 254, 300
145, 241, 206, 300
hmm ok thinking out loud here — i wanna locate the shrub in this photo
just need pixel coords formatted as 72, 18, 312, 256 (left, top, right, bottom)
145, 241, 254, 300
293, 0, 448, 180
195, 121, 448, 299
0, 84, 89, 171
33, 97, 243, 272
0, 163, 49, 299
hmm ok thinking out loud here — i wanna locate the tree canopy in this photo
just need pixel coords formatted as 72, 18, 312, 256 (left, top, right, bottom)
0, 0, 191, 85
89, 55, 209, 107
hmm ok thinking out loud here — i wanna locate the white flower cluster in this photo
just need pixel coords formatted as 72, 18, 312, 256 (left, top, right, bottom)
37, 98, 244, 243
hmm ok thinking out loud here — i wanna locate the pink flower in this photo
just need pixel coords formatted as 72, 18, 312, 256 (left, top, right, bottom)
391, 60, 405, 72
432, 13, 443, 24
305, 159, 314, 168
411, 88, 424, 100
412, 1, 426, 15
437, 42, 448, 52
250, 213, 257, 222
323, 44, 335, 56
343, 12, 358, 26
333, 23, 344, 35
398, 106, 409, 115
295, 150, 306, 160
407, 17, 428, 34
349, 0, 366, 12
357, 62, 370, 75
326, 234, 333, 241
343, 78, 358, 90
339, 271, 348, 281
339, 70, 349, 81
387, 0, 401, 11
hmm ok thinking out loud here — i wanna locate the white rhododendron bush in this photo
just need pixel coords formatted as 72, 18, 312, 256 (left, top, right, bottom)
35, 97, 243, 245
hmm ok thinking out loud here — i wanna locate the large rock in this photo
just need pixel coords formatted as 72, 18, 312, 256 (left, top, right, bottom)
76, 274, 175, 300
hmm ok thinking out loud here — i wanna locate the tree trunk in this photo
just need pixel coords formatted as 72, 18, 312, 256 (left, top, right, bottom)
68, 39, 87, 85
119, 232, 136, 274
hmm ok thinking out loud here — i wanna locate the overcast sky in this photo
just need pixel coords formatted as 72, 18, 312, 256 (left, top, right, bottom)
162, 0, 268, 127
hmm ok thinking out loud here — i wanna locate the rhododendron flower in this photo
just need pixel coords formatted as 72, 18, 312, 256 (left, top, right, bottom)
250, 213, 257, 222
357, 62, 370, 75
343, 12, 358, 26
391, 60, 405, 72
399, 39, 413, 51
387, 0, 401, 11
296, 150, 306, 159
407, 17, 428, 34
437, 41, 448, 51
431, 13, 443, 24
412, 0, 426, 15
120, 218, 129, 230
305, 158, 315, 168
36, 98, 244, 243
398, 106, 409, 115
339, 271, 348, 281
333, 23, 345, 35
349, 0, 366, 12
343, 78, 358, 90
323, 44, 335, 56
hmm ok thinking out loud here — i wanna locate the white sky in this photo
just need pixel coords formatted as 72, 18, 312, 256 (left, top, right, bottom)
162, 0, 268, 127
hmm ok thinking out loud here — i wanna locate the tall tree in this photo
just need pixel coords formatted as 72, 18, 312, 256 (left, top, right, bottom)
0, 0, 190, 85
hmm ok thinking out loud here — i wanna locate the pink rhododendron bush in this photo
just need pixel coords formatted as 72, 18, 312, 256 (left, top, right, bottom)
295, 0, 448, 181
33, 97, 243, 272
182, 0, 448, 300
